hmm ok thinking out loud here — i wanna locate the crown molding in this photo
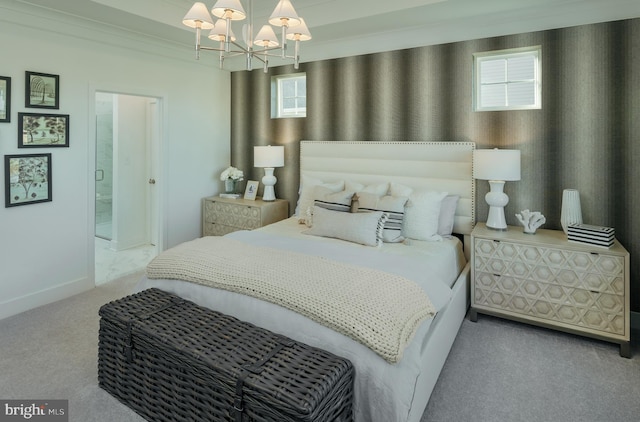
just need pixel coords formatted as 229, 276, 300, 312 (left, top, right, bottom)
3, 0, 201, 67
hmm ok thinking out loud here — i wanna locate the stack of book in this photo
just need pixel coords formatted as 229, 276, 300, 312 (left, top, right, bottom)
567, 223, 615, 248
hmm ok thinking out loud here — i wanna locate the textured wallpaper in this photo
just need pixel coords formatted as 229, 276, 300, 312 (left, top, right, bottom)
231, 18, 640, 312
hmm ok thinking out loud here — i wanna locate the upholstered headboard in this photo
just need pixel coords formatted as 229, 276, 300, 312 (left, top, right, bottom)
300, 141, 476, 236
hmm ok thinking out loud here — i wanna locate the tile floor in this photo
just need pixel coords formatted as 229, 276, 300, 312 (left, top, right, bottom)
95, 237, 157, 285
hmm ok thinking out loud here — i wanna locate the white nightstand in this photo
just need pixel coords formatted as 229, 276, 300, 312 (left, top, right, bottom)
202, 196, 288, 236
470, 223, 630, 357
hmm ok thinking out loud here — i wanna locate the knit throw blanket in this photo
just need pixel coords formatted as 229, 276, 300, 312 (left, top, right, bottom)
146, 236, 436, 363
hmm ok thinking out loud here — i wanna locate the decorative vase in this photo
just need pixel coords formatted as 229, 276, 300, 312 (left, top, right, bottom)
224, 178, 236, 194
560, 189, 582, 234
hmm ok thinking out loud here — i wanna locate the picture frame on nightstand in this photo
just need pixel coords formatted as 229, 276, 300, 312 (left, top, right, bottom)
244, 180, 259, 200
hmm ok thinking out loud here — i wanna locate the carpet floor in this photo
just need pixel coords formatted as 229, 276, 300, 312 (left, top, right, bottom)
0, 272, 638, 422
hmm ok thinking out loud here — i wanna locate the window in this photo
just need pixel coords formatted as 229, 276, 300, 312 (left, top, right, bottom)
272, 73, 306, 118
473, 46, 541, 111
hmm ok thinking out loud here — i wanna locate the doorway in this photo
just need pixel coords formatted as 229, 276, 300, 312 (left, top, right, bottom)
94, 92, 161, 284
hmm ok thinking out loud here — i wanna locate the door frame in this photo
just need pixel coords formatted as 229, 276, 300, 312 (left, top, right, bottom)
87, 84, 168, 284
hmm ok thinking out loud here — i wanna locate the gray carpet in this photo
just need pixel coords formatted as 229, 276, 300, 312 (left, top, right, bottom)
0, 273, 638, 422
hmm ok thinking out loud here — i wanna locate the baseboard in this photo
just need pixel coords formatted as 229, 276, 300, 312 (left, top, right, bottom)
632, 311, 640, 333
0, 277, 93, 320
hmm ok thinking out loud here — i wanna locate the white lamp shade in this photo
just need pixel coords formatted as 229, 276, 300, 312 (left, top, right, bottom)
183, 2, 215, 29
269, 0, 301, 27
254, 145, 284, 168
254, 25, 279, 48
286, 17, 312, 41
473, 149, 521, 181
211, 0, 246, 20
208, 19, 236, 42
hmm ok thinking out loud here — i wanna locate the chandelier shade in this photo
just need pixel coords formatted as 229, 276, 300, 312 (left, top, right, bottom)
286, 17, 311, 41
211, 0, 246, 20
255, 25, 279, 48
182, 0, 311, 72
182, 2, 215, 29
268, 0, 301, 27
208, 19, 236, 42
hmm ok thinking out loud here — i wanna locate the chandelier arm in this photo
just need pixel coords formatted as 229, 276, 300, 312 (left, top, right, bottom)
199, 45, 224, 52
250, 52, 266, 64
224, 51, 247, 59
195, 25, 202, 60
281, 25, 287, 59
254, 45, 283, 54
199, 46, 248, 57
224, 17, 232, 53
253, 52, 287, 59
229, 39, 250, 53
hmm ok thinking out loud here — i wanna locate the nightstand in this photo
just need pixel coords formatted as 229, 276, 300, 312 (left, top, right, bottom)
470, 223, 630, 357
202, 196, 288, 236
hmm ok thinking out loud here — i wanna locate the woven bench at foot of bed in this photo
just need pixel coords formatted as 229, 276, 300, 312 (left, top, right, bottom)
98, 288, 354, 422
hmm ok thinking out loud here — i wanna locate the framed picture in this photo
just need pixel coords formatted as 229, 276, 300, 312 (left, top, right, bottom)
25, 71, 59, 109
18, 112, 69, 147
244, 180, 259, 200
5, 153, 52, 207
0, 76, 10, 122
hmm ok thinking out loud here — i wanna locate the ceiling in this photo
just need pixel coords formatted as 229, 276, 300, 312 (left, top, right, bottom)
16, 0, 640, 71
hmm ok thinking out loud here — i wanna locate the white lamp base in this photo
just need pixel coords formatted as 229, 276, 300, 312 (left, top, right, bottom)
261, 167, 277, 201
485, 180, 509, 230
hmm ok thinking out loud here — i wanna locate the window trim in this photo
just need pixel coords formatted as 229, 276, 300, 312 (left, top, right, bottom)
473, 46, 542, 111
271, 73, 307, 119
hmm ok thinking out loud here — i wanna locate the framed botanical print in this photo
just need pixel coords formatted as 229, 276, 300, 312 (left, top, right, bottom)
0, 76, 10, 122
25, 71, 59, 109
5, 153, 52, 207
18, 112, 69, 147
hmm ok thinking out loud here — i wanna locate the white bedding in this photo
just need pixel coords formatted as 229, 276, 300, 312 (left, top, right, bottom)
135, 218, 466, 422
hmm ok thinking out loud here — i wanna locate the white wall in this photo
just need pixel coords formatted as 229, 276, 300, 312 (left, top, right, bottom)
0, 3, 231, 319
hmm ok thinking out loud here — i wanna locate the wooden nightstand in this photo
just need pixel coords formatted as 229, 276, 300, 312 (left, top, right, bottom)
202, 196, 288, 236
470, 223, 630, 357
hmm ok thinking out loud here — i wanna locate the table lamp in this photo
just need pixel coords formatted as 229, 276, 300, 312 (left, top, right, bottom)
254, 145, 284, 201
473, 148, 521, 230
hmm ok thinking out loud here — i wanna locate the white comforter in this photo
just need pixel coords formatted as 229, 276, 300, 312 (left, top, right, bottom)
135, 218, 466, 422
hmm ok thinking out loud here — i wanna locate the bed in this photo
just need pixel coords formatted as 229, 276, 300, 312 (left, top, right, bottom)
135, 141, 476, 422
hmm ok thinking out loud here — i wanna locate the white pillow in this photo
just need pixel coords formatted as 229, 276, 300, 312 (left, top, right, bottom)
403, 190, 448, 241
438, 195, 460, 238
389, 182, 413, 197
345, 181, 389, 196
296, 176, 344, 224
355, 192, 409, 243
304, 206, 387, 247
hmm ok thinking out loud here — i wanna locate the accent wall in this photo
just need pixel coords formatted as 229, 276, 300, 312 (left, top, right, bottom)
230, 18, 640, 312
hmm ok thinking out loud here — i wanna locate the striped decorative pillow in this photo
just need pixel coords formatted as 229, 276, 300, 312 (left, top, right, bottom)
305, 186, 355, 226
355, 192, 409, 243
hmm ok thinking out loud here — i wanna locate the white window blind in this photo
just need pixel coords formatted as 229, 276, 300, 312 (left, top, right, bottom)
474, 46, 541, 111
271, 73, 307, 118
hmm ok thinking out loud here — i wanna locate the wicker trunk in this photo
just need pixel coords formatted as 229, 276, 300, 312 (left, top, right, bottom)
98, 288, 354, 422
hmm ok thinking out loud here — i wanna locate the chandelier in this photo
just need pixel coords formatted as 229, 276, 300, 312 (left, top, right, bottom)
182, 0, 312, 72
